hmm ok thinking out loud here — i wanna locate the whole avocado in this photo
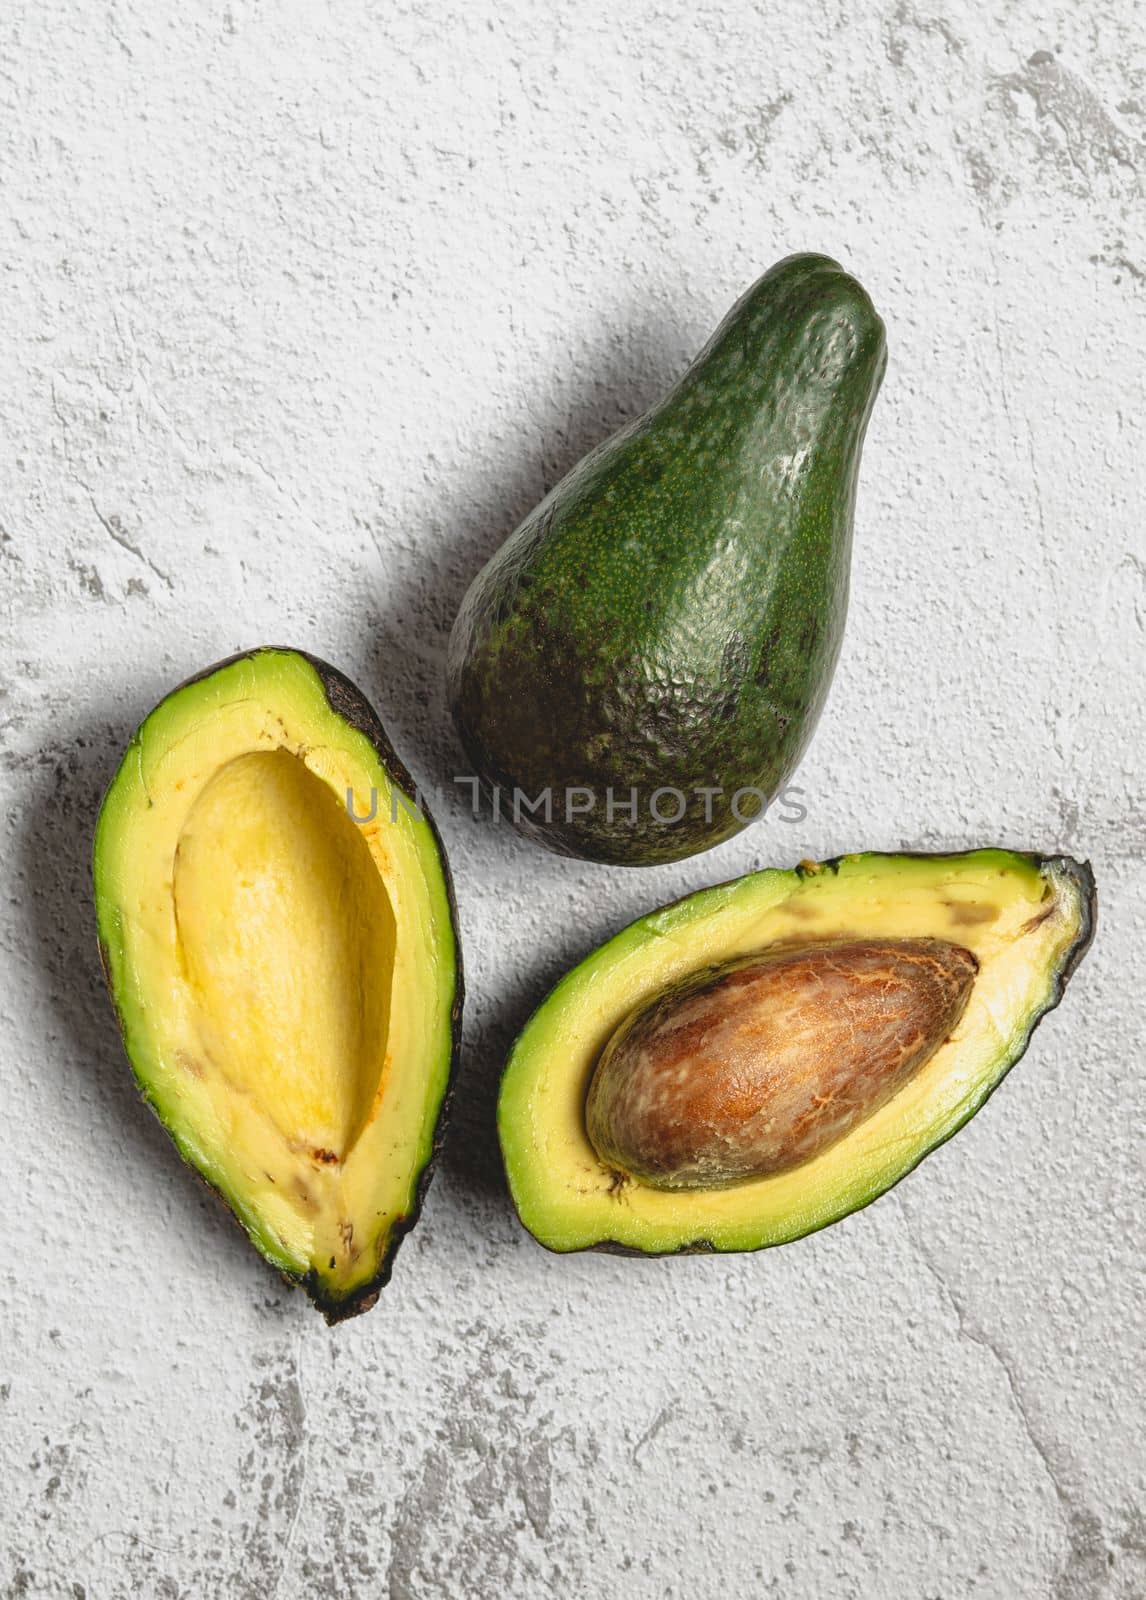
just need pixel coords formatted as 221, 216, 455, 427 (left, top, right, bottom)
448, 253, 887, 865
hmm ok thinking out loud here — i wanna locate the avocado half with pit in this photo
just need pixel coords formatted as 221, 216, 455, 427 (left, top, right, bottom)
498, 850, 1095, 1254
93, 648, 462, 1321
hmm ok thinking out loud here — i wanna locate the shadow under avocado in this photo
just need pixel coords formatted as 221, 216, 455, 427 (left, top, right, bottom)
433, 945, 569, 1206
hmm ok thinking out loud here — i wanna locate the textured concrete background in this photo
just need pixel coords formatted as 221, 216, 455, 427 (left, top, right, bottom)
1, 1, 1142, 1595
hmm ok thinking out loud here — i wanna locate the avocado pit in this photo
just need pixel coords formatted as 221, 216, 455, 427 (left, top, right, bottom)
585, 938, 978, 1190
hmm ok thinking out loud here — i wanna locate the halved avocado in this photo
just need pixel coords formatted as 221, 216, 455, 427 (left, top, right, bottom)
498, 850, 1094, 1254
93, 648, 462, 1320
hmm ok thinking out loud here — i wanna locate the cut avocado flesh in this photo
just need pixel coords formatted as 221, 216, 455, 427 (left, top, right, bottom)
498, 850, 1094, 1254
93, 648, 461, 1319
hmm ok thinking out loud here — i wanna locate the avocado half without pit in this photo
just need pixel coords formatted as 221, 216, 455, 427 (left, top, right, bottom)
92, 648, 462, 1321
498, 850, 1095, 1254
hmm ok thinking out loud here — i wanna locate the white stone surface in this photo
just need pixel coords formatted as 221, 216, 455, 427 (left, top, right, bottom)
1, 1, 1142, 1594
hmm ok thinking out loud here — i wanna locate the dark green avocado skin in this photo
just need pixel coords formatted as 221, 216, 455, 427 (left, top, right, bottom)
448, 254, 887, 865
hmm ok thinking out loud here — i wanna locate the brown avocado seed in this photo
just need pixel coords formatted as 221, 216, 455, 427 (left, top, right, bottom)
585, 938, 978, 1190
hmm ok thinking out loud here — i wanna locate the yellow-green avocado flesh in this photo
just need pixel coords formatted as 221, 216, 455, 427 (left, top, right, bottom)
498, 850, 1094, 1255
93, 648, 461, 1320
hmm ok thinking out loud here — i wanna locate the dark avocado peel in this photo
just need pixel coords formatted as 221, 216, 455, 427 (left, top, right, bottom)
449, 252, 887, 865
498, 849, 1095, 1256
92, 647, 463, 1321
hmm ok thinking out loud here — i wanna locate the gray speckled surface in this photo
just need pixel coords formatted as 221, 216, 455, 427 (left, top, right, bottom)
1, 2, 1142, 1595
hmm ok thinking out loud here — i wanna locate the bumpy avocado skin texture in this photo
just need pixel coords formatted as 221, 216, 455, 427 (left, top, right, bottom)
93, 648, 463, 1323
497, 850, 1096, 1257
448, 254, 887, 865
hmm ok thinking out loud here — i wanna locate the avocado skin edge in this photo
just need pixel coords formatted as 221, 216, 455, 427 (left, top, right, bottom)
500, 850, 1096, 1259
92, 646, 464, 1324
